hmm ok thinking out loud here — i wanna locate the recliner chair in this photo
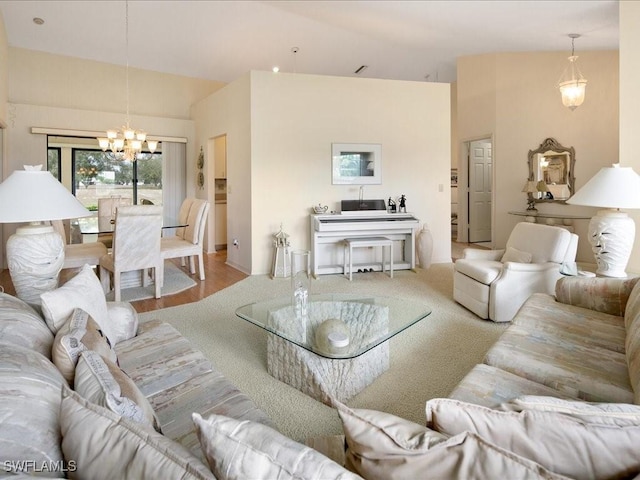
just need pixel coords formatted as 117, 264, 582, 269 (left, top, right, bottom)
453, 222, 578, 323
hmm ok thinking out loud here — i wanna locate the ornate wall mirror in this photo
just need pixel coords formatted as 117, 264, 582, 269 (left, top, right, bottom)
527, 138, 575, 204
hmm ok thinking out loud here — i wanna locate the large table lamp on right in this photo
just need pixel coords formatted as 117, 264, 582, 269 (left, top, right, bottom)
567, 163, 640, 277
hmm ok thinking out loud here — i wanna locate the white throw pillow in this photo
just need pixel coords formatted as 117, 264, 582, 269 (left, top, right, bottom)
40, 264, 112, 341
193, 412, 360, 480
425, 397, 640, 479
501, 246, 532, 263
105, 302, 139, 345
60, 387, 214, 480
335, 402, 565, 480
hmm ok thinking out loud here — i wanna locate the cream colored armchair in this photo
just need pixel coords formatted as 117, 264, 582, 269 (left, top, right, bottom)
453, 222, 578, 323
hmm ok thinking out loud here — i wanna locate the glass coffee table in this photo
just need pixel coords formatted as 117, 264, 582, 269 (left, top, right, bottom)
236, 294, 431, 404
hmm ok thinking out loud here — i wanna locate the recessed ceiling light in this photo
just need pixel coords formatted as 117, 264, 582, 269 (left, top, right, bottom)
272, 66, 280, 73
33, 17, 44, 25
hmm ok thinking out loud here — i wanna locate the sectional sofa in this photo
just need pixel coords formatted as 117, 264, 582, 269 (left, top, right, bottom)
0, 264, 358, 479
3, 262, 640, 479
332, 275, 640, 479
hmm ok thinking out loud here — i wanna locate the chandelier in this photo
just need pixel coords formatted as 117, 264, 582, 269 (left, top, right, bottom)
97, 0, 157, 161
557, 33, 587, 111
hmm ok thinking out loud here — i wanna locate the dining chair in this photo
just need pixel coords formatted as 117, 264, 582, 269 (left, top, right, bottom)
173, 197, 195, 242
99, 205, 163, 301
97, 196, 132, 249
50, 219, 107, 271
161, 199, 210, 282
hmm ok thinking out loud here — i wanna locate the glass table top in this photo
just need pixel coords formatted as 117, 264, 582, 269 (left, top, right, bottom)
235, 293, 431, 359
75, 215, 185, 234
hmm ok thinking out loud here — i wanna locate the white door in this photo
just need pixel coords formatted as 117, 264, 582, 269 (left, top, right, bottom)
468, 139, 492, 243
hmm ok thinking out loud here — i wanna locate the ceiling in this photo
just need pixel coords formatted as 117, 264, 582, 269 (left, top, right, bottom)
0, 0, 619, 84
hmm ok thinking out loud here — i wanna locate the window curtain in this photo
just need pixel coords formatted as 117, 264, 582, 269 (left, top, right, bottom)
161, 142, 186, 222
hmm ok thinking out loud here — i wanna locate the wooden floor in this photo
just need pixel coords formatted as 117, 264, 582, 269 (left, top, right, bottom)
0, 249, 247, 313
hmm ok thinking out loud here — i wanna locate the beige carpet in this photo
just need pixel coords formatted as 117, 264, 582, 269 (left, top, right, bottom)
139, 263, 507, 442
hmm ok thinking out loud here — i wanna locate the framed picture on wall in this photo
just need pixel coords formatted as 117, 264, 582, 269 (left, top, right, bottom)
331, 143, 382, 185
451, 169, 458, 187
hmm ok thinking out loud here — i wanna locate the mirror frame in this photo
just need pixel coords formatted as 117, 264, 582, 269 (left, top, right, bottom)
527, 137, 575, 204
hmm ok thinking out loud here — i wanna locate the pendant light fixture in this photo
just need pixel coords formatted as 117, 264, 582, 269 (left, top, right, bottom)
97, 0, 157, 160
558, 33, 587, 111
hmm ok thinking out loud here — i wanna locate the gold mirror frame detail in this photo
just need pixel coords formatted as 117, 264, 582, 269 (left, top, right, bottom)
527, 138, 575, 204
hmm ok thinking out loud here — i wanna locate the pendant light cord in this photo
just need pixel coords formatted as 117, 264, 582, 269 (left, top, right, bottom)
125, 0, 130, 127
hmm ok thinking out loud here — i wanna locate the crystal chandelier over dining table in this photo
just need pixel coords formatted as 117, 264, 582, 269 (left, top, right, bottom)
97, 0, 157, 161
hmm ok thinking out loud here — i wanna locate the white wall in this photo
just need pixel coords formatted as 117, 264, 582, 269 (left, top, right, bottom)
457, 50, 619, 264
248, 71, 450, 275
620, 1, 640, 274
194, 71, 451, 275
191, 74, 253, 273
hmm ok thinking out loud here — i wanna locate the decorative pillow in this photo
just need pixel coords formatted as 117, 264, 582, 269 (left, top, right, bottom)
40, 264, 112, 341
60, 387, 214, 480
425, 398, 640, 479
335, 402, 565, 480
74, 350, 159, 431
192, 413, 360, 480
500, 246, 532, 263
105, 302, 139, 345
500, 395, 640, 427
52, 308, 118, 385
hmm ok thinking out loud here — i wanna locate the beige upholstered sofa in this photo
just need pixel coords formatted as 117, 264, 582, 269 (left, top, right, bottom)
0, 264, 358, 479
330, 275, 640, 479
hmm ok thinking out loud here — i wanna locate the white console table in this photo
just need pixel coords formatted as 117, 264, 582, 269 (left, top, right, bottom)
310, 213, 419, 277
508, 211, 591, 230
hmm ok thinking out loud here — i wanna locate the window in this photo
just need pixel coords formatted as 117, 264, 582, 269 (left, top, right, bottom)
47, 147, 61, 180
72, 149, 163, 211
46, 136, 163, 211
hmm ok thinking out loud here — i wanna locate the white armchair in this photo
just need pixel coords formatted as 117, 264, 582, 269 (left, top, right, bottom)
453, 222, 578, 322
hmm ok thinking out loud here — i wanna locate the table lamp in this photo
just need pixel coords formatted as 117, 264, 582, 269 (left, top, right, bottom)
521, 180, 538, 211
566, 163, 640, 277
0, 165, 91, 305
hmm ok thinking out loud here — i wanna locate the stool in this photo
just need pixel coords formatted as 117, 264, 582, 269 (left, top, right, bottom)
343, 237, 393, 281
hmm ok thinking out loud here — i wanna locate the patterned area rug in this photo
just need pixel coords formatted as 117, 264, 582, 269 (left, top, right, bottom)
106, 261, 196, 302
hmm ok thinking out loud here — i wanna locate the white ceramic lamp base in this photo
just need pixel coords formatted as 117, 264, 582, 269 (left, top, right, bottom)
588, 210, 634, 278
6, 225, 65, 306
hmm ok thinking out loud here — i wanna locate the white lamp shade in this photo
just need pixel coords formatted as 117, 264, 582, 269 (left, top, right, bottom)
566, 165, 640, 209
0, 169, 90, 223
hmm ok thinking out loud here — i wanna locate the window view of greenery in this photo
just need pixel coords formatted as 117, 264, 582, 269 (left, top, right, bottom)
46, 136, 164, 214
47, 148, 60, 180
73, 149, 163, 211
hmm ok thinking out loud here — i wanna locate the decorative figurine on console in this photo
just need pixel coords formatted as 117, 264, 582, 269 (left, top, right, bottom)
388, 197, 396, 213
399, 195, 407, 213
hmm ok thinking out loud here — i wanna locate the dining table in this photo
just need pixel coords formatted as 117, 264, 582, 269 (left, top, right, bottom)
75, 215, 187, 235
